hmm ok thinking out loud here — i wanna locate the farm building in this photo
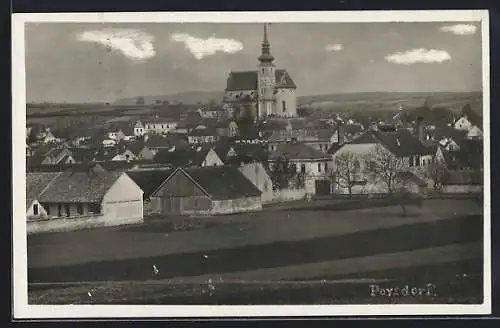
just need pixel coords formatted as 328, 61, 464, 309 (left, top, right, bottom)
26, 169, 144, 234
150, 166, 263, 215
26, 172, 60, 220
126, 168, 175, 215
238, 162, 273, 203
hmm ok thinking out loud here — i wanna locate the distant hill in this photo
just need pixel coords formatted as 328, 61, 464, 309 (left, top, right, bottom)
28, 91, 483, 118
113, 91, 225, 106
297, 91, 483, 115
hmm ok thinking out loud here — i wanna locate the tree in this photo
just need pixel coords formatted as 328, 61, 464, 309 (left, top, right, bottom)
269, 155, 298, 190
425, 159, 449, 194
330, 151, 361, 199
364, 144, 408, 195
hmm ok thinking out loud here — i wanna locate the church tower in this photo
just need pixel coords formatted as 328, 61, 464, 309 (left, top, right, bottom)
257, 23, 276, 119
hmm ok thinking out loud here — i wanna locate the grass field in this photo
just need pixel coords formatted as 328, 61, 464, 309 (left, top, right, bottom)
27, 198, 484, 304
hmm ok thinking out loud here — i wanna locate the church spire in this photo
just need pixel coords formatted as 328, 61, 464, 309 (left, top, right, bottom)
258, 23, 274, 63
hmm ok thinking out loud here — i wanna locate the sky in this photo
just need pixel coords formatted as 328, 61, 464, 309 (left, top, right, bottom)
24, 21, 483, 103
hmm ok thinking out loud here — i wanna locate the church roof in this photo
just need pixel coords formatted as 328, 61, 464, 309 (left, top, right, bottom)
225, 69, 296, 91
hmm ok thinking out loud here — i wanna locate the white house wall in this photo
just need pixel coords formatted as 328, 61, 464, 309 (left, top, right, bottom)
202, 149, 225, 167
238, 162, 274, 203
26, 199, 48, 220
102, 173, 144, 222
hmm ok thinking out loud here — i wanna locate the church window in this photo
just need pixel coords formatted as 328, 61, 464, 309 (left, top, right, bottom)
282, 101, 286, 112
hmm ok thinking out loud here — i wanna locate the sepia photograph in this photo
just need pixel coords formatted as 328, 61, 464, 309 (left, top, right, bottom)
12, 10, 490, 318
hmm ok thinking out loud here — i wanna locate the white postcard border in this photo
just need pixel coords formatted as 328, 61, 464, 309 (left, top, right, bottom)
12, 10, 491, 319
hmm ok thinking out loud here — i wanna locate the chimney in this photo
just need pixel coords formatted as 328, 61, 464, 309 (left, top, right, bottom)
416, 116, 424, 143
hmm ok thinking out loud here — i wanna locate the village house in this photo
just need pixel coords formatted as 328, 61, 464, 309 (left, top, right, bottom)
144, 116, 179, 135
94, 146, 138, 162
26, 172, 60, 220
149, 166, 263, 216
42, 129, 59, 144
154, 146, 224, 168
267, 127, 337, 153
127, 141, 155, 161
215, 120, 239, 138
328, 124, 437, 195
269, 142, 333, 195
452, 105, 483, 141
144, 134, 189, 155
26, 169, 144, 234
188, 128, 219, 144
436, 138, 483, 172
134, 121, 146, 137
238, 162, 274, 203
198, 106, 226, 120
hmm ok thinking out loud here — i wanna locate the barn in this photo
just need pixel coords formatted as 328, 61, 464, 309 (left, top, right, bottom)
126, 168, 175, 215
27, 169, 144, 233
150, 166, 263, 216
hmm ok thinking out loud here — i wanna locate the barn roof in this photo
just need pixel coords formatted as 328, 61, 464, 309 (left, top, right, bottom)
126, 169, 175, 199
184, 166, 262, 200
225, 69, 296, 91
38, 170, 124, 203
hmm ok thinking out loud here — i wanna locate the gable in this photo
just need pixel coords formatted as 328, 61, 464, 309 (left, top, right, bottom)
103, 173, 143, 203
152, 169, 210, 198
454, 117, 472, 130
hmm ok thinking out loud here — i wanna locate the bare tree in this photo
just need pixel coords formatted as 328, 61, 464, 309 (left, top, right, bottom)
330, 151, 361, 199
364, 144, 408, 195
425, 159, 449, 194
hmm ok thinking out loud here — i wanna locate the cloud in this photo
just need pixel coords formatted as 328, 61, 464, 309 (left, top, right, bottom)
170, 33, 243, 59
440, 24, 478, 35
76, 28, 155, 61
385, 48, 451, 65
325, 43, 343, 52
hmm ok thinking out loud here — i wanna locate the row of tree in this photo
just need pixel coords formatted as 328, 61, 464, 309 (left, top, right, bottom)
269, 144, 449, 199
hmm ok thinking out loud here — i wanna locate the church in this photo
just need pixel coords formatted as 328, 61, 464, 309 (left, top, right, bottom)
223, 24, 298, 119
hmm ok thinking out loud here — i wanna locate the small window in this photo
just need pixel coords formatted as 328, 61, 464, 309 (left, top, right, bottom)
301, 164, 306, 173
77, 204, 84, 215
58, 204, 63, 217
33, 203, 39, 215
282, 101, 286, 113
65, 204, 70, 217
324, 163, 328, 172
318, 163, 322, 172
262, 68, 264, 74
